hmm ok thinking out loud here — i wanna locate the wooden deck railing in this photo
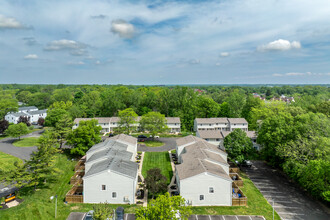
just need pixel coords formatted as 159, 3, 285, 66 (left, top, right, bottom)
230, 167, 240, 173
74, 159, 86, 171
232, 182, 247, 206
65, 185, 83, 203
230, 173, 243, 187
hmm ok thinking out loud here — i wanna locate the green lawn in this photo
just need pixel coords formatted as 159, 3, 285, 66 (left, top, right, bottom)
12, 137, 40, 147
142, 152, 173, 185
190, 172, 281, 220
0, 134, 8, 140
138, 140, 164, 147
0, 154, 137, 220
0, 151, 23, 172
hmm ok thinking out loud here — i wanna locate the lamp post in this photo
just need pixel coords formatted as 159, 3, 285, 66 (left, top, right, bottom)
50, 195, 58, 219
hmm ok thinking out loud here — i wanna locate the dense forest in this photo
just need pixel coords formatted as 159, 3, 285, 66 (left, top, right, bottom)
0, 84, 329, 203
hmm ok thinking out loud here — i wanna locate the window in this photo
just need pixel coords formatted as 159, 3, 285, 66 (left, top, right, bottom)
112, 192, 117, 198
234, 124, 236, 126
101, 185, 106, 190
209, 187, 214, 193
209, 124, 211, 126
200, 195, 204, 200
216, 139, 220, 141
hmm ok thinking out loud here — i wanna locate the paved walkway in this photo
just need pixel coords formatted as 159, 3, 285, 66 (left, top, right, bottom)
243, 161, 330, 220
137, 138, 177, 152
0, 130, 43, 160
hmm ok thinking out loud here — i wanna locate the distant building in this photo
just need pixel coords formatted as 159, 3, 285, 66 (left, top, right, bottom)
193, 118, 248, 132
73, 116, 181, 133
5, 106, 47, 124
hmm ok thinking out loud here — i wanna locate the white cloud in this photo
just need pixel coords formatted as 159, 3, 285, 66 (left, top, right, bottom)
220, 52, 230, 57
95, 60, 101, 65
45, 39, 87, 51
273, 72, 330, 77
258, 39, 301, 51
189, 59, 200, 64
215, 62, 221, 66
67, 61, 84, 65
24, 54, 38, 59
111, 19, 135, 38
0, 14, 24, 29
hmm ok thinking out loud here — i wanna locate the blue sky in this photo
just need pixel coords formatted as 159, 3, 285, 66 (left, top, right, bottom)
0, 0, 330, 84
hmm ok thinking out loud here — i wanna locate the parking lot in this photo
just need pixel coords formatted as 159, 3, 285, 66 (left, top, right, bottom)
124, 214, 264, 220
243, 161, 330, 220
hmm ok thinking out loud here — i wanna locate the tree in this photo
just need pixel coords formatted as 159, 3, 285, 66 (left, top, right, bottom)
140, 112, 168, 137
224, 129, 253, 163
144, 168, 167, 199
17, 115, 31, 126
196, 96, 220, 118
25, 131, 58, 190
118, 108, 138, 134
0, 119, 9, 134
53, 114, 73, 148
67, 119, 102, 155
224, 90, 246, 118
219, 102, 230, 117
44, 108, 68, 127
93, 202, 114, 220
5, 123, 29, 140
37, 117, 45, 126
135, 193, 192, 220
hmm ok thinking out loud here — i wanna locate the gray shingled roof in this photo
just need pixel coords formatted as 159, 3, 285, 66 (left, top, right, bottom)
84, 157, 138, 179
87, 139, 128, 154
28, 109, 47, 115
110, 134, 137, 146
176, 135, 205, 147
195, 118, 228, 124
165, 117, 181, 124
197, 130, 223, 139
227, 118, 248, 124
74, 117, 111, 124
18, 106, 38, 111
7, 112, 30, 118
86, 147, 132, 164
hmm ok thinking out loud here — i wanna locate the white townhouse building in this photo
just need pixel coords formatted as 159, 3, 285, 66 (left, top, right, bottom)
194, 118, 248, 132
83, 134, 138, 204
73, 117, 112, 133
175, 135, 232, 206
74, 116, 181, 133
5, 106, 47, 124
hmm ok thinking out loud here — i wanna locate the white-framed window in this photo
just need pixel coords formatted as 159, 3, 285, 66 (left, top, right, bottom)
209, 187, 214, 193
112, 192, 117, 198
101, 185, 106, 190
200, 195, 204, 200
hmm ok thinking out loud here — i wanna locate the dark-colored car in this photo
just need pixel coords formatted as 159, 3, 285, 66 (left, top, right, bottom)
116, 207, 124, 220
235, 160, 252, 168
84, 210, 94, 220
170, 185, 177, 190
171, 191, 179, 196
138, 135, 148, 142
109, 133, 114, 137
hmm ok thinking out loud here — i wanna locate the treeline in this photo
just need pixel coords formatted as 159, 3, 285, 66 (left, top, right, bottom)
1, 84, 329, 130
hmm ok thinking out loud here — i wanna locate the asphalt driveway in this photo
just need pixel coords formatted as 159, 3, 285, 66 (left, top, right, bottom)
137, 137, 177, 152
243, 161, 330, 220
0, 130, 43, 161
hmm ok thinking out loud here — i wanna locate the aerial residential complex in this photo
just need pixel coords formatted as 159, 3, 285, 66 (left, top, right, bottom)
4, 106, 47, 124
73, 116, 181, 133
175, 135, 238, 206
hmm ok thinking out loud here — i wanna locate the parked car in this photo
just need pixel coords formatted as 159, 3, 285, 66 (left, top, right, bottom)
170, 185, 177, 190
138, 135, 148, 142
171, 191, 179, 196
235, 160, 252, 168
116, 207, 124, 220
84, 210, 94, 220
109, 133, 114, 137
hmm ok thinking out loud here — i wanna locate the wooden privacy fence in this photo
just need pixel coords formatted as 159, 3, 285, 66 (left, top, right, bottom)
74, 160, 85, 171
232, 197, 247, 206
230, 167, 240, 173
232, 182, 247, 206
66, 185, 83, 203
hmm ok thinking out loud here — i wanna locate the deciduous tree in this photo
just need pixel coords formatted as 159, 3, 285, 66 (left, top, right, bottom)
5, 123, 29, 140
144, 168, 167, 199
0, 119, 9, 134
224, 129, 253, 163
118, 108, 138, 134
140, 112, 168, 137
67, 119, 102, 155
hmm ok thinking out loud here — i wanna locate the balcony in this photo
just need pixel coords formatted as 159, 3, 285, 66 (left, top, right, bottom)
65, 185, 83, 203
70, 170, 84, 185
74, 158, 86, 171
230, 173, 243, 187
232, 182, 247, 206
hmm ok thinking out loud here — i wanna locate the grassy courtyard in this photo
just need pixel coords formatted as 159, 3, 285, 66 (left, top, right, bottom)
0, 151, 23, 172
142, 152, 173, 185
12, 137, 40, 147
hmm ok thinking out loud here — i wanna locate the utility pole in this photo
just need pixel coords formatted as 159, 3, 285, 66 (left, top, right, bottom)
273, 200, 274, 220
